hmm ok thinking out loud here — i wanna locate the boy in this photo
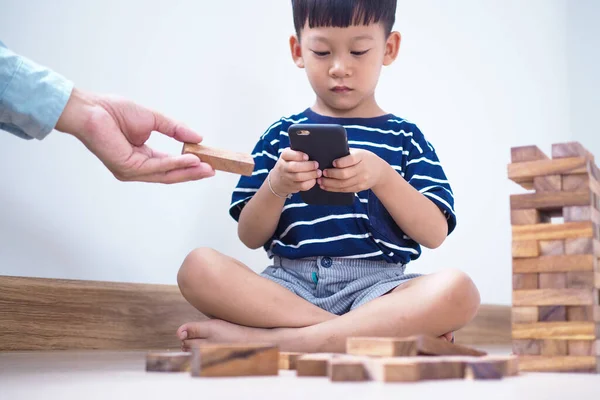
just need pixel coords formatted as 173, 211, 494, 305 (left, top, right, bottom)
176, 0, 480, 353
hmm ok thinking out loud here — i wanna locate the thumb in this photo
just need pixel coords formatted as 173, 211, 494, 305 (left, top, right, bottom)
152, 111, 203, 144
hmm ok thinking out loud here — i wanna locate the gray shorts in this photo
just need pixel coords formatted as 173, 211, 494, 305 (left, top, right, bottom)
260, 256, 422, 315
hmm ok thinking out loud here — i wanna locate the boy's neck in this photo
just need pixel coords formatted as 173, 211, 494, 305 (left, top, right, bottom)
311, 96, 387, 119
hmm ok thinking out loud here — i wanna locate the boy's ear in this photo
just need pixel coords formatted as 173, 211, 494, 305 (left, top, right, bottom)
383, 31, 401, 66
289, 35, 305, 68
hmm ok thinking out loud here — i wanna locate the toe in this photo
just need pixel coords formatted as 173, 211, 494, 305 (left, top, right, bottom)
177, 321, 209, 341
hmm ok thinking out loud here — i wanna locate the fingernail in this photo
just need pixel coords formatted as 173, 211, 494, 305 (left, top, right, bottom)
322, 170, 327, 177
318, 170, 322, 177
314, 162, 319, 169
333, 161, 337, 168
304, 154, 309, 161
179, 331, 188, 340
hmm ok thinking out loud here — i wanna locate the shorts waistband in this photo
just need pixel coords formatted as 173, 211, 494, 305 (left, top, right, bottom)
273, 256, 405, 270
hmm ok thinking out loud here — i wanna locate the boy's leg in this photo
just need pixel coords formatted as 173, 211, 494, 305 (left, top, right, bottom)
181, 268, 480, 353
176, 247, 336, 331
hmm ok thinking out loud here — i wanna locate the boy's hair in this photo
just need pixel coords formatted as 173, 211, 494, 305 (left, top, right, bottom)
292, 0, 397, 39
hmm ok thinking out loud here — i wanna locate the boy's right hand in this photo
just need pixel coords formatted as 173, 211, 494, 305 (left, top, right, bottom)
269, 148, 322, 196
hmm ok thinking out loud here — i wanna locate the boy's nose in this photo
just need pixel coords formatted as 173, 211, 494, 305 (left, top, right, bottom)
329, 59, 352, 78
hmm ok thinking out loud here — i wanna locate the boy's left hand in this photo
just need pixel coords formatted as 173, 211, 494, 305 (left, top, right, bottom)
318, 149, 388, 193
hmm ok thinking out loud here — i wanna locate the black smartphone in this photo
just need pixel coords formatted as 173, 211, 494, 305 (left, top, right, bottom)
288, 123, 354, 206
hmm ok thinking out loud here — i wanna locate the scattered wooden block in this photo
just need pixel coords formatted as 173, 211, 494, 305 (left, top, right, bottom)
464, 355, 519, 380
518, 355, 597, 372
510, 191, 591, 211
511, 145, 549, 163
511, 209, 545, 225
190, 344, 278, 377
552, 142, 595, 162
534, 175, 562, 192
513, 273, 539, 290
296, 353, 335, 377
512, 322, 596, 340
539, 306, 566, 322
540, 339, 568, 356
346, 335, 486, 358
563, 174, 590, 192
539, 240, 565, 256
146, 351, 191, 372
182, 143, 255, 176
513, 289, 596, 306
539, 273, 567, 289
512, 240, 539, 258
512, 221, 594, 241
365, 356, 466, 382
513, 254, 596, 273
512, 339, 541, 355
567, 340, 597, 356
328, 357, 368, 382
279, 352, 304, 370
512, 307, 539, 323
508, 157, 588, 187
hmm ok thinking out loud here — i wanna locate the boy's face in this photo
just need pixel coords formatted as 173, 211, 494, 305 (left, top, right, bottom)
290, 22, 400, 116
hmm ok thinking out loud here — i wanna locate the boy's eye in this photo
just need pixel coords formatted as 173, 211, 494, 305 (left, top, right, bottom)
351, 50, 370, 56
311, 50, 330, 57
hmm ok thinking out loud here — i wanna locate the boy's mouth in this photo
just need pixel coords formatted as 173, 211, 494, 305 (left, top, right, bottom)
331, 86, 352, 94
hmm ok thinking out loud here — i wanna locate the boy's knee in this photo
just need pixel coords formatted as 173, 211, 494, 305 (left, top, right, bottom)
177, 247, 219, 293
442, 268, 481, 322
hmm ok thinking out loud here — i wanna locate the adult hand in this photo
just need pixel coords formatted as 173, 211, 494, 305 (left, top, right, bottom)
55, 88, 215, 184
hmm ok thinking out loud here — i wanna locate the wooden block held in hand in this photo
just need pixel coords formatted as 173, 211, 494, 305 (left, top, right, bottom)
347, 335, 486, 357
539, 306, 566, 321
279, 352, 304, 370
190, 344, 278, 377
146, 352, 191, 372
534, 175, 562, 192
512, 240, 539, 258
182, 143, 255, 176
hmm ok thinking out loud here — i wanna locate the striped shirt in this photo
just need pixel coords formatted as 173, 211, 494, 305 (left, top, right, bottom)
229, 108, 456, 265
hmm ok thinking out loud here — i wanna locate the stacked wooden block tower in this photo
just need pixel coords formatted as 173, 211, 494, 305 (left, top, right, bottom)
508, 141, 600, 373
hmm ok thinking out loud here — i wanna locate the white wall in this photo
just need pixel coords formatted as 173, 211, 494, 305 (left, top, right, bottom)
0, 0, 579, 305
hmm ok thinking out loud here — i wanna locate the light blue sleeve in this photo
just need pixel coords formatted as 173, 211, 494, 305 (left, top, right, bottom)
0, 41, 74, 140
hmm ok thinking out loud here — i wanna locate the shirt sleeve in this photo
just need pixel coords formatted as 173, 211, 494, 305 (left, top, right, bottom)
404, 126, 457, 235
0, 41, 73, 140
229, 122, 281, 221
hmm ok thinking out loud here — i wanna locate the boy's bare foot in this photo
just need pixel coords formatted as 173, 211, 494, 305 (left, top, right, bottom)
440, 331, 455, 342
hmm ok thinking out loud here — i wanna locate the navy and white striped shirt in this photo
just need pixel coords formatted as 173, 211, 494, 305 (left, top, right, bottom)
229, 108, 456, 265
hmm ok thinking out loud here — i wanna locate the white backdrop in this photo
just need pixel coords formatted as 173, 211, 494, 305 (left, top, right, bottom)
1, 0, 596, 305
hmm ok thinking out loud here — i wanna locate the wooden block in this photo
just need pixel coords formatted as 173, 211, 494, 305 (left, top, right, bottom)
512, 307, 539, 323
365, 357, 466, 382
510, 190, 591, 211
146, 351, 191, 372
279, 352, 304, 370
567, 272, 596, 289
540, 339, 568, 356
539, 240, 565, 256
512, 240, 539, 258
563, 174, 590, 192
518, 356, 596, 372
508, 157, 589, 186
511, 209, 543, 225
539, 306, 567, 321
568, 340, 597, 356
552, 142, 594, 162
465, 355, 519, 379
566, 238, 594, 255
511, 145, 549, 163
512, 222, 594, 241
513, 254, 595, 273
513, 273, 539, 290
296, 353, 334, 377
513, 289, 595, 306
328, 358, 368, 382
190, 344, 278, 377
567, 306, 600, 322
564, 206, 594, 222
534, 175, 562, 192
512, 322, 596, 340
346, 335, 486, 357
182, 143, 255, 176
539, 273, 567, 289
512, 339, 541, 355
